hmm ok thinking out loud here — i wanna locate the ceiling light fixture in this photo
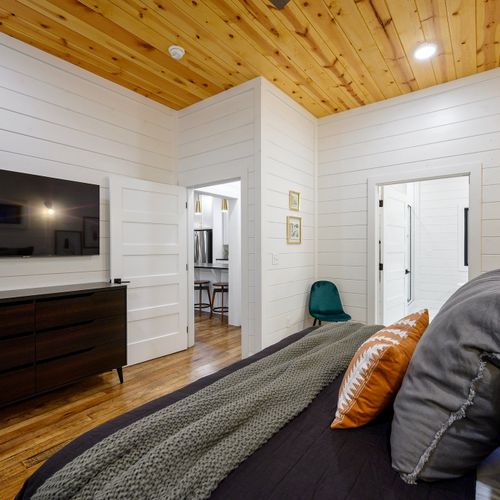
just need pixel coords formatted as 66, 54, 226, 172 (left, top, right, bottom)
168, 45, 185, 61
195, 194, 202, 214
221, 199, 229, 213
413, 42, 437, 61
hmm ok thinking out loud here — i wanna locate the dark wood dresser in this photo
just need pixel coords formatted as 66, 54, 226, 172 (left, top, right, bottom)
0, 282, 127, 407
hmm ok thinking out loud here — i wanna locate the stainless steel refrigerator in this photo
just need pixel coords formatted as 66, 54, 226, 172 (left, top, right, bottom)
194, 229, 213, 264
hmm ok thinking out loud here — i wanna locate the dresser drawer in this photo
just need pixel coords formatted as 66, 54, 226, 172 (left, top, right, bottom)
36, 289, 125, 330
0, 302, 34, 339
36, 316, 125, 361
0, 334, 35, 371
0, 367, 35, 406
37, 341, 126, 392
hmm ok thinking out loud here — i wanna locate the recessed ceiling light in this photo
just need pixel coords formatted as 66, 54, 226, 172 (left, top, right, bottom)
413, 43, 437, 61
168, 45, 185, 61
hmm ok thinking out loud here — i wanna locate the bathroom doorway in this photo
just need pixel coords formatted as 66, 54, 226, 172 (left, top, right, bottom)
379, 176, 469, 324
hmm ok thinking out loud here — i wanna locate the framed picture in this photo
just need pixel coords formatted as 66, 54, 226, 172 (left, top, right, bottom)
289, 190, 300, 211
83, 216, 99, 248
55, 230, 82, 255
287, 216, 302, 244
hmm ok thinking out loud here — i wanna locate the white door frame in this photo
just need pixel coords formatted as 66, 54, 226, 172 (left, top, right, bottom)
367, 163, 481, 324
184, 171, 248, 357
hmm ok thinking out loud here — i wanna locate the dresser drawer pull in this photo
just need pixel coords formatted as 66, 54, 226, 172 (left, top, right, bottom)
0, 362, 34, 376
37, 318, 96, 334
37, 346, 95, 365
39, 292, 96, 303
0, 330, 34, 341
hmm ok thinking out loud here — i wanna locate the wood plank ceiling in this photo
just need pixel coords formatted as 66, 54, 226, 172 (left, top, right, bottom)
0, 0, 498, 117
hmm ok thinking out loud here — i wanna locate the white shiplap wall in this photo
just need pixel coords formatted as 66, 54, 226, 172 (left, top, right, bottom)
4, 30, 500, 353
0, 33, 177, 291
177, 80, 260, 356
318, 68, 500, 323
260, 80, 316, 348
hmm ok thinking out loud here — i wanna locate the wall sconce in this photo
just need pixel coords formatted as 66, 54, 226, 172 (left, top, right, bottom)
221, 198, 228, 213
194, 194, 202, 214
44, 201, 55, 216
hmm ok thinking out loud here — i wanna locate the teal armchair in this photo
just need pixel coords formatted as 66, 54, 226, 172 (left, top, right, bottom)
309, 280, 351, 326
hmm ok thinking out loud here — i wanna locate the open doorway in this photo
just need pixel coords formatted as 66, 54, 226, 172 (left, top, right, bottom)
190, 181, 242, 349
379, 176, 469, 324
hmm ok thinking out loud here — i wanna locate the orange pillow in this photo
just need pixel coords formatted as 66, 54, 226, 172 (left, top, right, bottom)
331, 309, 429, 429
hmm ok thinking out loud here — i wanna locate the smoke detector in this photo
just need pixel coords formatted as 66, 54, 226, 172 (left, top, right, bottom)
168, 45, 185, 61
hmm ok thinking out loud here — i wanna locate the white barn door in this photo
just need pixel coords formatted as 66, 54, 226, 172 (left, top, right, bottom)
380, 185, 408, 325
110, 177, 188, 365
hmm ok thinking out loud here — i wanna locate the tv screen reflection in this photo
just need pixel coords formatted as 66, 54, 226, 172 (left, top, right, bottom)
0, 170, 100, 257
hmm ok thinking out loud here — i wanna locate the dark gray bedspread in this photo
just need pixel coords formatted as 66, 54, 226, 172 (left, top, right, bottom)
17, 327, 475, 500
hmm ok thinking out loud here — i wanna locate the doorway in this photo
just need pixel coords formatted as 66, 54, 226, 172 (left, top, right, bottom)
366, 163, 482, 323
379, 177, 469, 324
189, 180, 242, 348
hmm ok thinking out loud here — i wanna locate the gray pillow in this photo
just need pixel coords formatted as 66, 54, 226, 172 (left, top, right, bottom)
391, 270, 500, 483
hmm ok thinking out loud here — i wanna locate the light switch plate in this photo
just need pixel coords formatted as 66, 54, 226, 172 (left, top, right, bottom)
272, 253, 279, 265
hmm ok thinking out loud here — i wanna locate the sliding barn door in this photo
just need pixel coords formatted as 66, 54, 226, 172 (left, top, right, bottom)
110, 177, 187, 365
380, 185, 408, 325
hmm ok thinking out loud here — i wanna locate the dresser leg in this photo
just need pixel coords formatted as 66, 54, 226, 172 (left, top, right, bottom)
117, 367, 124, 384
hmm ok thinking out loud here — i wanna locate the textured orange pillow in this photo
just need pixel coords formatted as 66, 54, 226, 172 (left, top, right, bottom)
331, 309, 429, 429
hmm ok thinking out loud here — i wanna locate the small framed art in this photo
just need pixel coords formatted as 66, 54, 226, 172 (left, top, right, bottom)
287, 216, 302, 244
289, 190, 300, 211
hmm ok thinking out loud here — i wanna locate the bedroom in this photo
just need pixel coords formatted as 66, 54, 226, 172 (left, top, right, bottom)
0, 0, 499, 498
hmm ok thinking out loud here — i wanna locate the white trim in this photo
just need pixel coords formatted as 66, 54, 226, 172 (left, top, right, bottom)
186, 188, 195, 347
253, 79, 263, 355
367, 163, 482, 324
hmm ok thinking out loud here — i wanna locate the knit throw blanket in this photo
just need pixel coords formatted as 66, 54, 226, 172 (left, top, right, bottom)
33, 321, 381, 500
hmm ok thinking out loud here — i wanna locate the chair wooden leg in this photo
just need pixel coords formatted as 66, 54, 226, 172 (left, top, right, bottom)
210, 289, 214, 318
313, 318, 317, 326
221, 288, 224, 323
319, 320, 322, 326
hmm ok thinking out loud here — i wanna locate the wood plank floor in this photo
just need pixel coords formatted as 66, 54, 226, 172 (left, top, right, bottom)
0, 314, 241, 499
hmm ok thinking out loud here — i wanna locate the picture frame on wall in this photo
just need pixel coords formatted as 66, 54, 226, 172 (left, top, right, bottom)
289, 190, 300, 211
287, 216, 302, 244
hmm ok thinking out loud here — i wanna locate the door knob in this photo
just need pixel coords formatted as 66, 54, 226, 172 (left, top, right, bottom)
113, 278, 131, 284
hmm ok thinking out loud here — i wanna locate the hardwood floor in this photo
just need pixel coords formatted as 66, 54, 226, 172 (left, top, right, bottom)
0, 313, 241, 499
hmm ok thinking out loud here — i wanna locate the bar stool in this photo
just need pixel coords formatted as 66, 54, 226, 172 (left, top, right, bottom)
194, 280, 211, 315
211, 282, 228, 322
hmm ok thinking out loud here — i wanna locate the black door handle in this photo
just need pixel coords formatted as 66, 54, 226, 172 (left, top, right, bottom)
113, 278, 131, 284
405, 269, 410, 275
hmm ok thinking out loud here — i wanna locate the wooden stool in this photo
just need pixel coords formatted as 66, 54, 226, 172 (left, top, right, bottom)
194, 280, 211, 315
211, 282, 228, 322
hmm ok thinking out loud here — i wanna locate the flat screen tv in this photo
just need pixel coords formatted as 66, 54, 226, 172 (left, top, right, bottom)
0, 169, 100, 257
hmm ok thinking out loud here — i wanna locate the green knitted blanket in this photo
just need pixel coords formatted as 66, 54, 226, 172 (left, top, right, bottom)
33, 321, 381, 500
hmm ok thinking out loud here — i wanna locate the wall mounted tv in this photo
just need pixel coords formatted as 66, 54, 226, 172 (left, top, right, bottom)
0, 169, 100, 257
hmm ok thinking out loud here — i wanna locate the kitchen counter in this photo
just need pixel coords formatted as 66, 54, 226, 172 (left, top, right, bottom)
194, 262, 228, 270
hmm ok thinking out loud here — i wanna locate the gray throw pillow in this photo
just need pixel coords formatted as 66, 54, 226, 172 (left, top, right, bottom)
391, 270, 500, 483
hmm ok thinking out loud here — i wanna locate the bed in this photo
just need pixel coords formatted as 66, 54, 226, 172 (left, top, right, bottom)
17, 326, 476, 500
